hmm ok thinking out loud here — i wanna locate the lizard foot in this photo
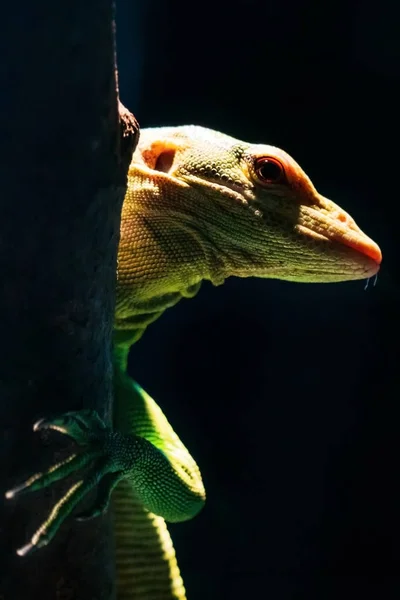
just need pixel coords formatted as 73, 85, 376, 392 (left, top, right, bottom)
6, 406, 205, 557
5, 410, 132, 556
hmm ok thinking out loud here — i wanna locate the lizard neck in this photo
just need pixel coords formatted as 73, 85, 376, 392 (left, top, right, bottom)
115, 169, 233, 332
114, 283, 201, 340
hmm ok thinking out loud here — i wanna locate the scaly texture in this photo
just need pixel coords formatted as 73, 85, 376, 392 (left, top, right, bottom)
6, 126, 381, 600
116, 125, 380, 336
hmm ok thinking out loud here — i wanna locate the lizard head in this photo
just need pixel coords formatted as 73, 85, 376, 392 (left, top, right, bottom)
124, 125, 381, 294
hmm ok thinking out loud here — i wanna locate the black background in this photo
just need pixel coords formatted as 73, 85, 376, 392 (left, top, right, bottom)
116, 1, 399, 598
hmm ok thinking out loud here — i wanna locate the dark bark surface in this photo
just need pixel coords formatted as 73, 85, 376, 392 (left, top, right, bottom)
0, 2, 138, 599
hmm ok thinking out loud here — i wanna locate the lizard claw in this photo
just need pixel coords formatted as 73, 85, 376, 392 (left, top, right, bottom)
16, 541, 35, 557
33, 409, 107, 443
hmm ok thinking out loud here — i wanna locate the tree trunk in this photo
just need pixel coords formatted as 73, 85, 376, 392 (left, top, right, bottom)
0, 2, 138, 598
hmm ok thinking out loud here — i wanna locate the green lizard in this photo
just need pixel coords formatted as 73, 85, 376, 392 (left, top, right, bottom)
6, 125, 382, 599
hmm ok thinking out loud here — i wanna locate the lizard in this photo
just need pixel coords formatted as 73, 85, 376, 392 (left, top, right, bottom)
6, 125, 382, 600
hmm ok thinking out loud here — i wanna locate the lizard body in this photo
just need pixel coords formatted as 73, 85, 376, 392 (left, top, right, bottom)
6, 126, 381, 599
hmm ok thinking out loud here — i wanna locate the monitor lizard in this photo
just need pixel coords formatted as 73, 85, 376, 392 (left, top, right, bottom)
6, 125, 382, 599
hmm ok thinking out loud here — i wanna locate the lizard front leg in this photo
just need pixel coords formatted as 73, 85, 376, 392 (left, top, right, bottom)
5, 364, 205, 556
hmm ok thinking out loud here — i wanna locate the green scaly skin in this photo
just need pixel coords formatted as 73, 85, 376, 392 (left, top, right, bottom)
6, 126, 382, 599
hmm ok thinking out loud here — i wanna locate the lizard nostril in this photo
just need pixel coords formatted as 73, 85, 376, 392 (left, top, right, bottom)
337, 213, 347, 223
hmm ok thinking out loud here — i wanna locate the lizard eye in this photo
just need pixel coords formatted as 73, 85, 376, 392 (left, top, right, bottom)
254, 157, 285, 184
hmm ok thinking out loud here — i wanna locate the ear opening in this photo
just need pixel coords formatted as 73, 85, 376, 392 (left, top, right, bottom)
154, 148, 176, 173
141, 140, 178, 174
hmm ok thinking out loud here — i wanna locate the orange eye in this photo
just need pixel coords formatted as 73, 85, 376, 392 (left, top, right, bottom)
254, 157, 285, 184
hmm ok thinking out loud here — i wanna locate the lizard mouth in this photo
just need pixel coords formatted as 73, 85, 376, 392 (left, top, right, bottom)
297, 223, 382, 272
296, 205, 382, 277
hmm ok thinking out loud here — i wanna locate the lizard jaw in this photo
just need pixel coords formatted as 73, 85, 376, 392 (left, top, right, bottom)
297, 224, 381, 277
296, 202, 382, 277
